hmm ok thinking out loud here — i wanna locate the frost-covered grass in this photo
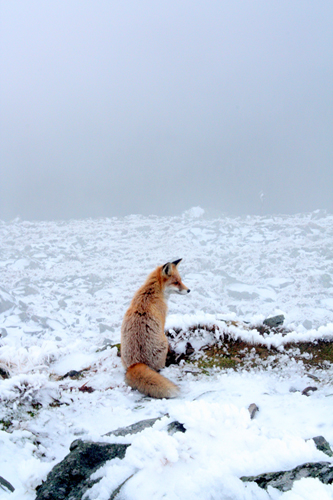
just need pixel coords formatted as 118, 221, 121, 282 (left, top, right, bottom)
1, 208, 333, 499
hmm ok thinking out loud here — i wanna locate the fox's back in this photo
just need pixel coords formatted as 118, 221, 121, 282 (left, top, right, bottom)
121, 268, 168, 370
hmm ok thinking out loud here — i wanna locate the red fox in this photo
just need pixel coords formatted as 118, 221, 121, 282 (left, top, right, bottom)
121, 259, 190, 398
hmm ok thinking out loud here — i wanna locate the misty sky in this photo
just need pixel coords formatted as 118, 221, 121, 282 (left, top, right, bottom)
1, 1, 332, 220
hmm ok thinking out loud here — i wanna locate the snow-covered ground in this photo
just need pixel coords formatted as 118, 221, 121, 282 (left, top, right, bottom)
1, 207, 333, 499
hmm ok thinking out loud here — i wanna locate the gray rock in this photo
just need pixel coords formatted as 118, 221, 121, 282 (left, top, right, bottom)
0, 292, 15, 313
22, 286, 38, 296
0, 366, 10, 379
105, 417, 164, 437
303, 319, 313, 330
241, 461, 333, 492
36, 417, 187, 500
263, 315, 285, 328
99, 323, 114, 333
35, 440, 129, 500
0, 475, 15, 493
61, 370, 85, 380
302, 386, 318, 396
58, 299, 68, 308
167, 421, 186, 435
105, 416, 187, 438
248, 403, 259, 419
313, 436, 333, 457
109, 474, 135, 500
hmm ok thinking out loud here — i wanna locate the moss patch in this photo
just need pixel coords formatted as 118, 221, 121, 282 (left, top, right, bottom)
166, 322, 333, 373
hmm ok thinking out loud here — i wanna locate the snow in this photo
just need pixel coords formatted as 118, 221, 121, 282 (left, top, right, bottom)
0, 208, 333, 499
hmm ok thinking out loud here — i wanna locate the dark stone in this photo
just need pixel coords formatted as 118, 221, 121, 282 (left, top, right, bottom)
99, 323, 113, 333
185, 342, 195, 356
35, 440, 129, 500
36, 417, 187, 500
302, 386, 318, 396
0, 366, 10, 379
105, 416, 187, 438
109, 474, 135, 500
0, 328, 8, 337
248, 403, 259, 419
167, 421, 186, 435
241, 461, 333, 492
263, 315, 285, 328
0, 299, 14, 314
313, 436, 333, 457
0, 475, 15, 493
61, 370, 84, 380
105, 417, 164, 437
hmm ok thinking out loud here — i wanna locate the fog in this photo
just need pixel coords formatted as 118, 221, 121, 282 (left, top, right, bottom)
1, 1, 332, 220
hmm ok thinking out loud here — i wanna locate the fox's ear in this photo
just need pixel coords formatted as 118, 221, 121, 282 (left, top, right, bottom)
172, 258, 182, 267
162, 262, 172, 276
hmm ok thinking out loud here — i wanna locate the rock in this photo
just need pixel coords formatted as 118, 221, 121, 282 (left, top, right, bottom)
99, 323, 114, 333
185, 342, 195, 356
109, 474, 135, 500
0, 366, 10, 379
307, 373, 320, 382
303, 319, 313, 330
35, 440, 129, 500
61, 370, 85, 380
302, 386, 318, 396
0, 287, 15, 313
167, 421, 186, 435
22, 285, 38, 296
263, 315, 285, 328
0, 475, 15, 493
241, 461, 333, 492
105, 417, 163, 437
36, 417, 187, 500
248, 403, 259, 419
312, 436, 333, 457
105, 416, 186, 438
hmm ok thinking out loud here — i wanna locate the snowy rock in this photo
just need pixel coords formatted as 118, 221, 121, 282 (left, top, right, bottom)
0, 287, 15, 313
105, 417, 164, 437
302, 386, 318, 396
35, 440, 129, 500
36, 418, 187, 500
248, 403, 259, 419
99, 323, 114, 333
105, 416, 186, 437
0, 475, 15, 493
0, 366, 10, 379
263, 314, 285, 328
312, 436, 333, 457
61, 370, 85, 380
241, 461, 333, 492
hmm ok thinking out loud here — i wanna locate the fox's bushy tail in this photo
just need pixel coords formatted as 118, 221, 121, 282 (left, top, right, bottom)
125, 363, 179, 399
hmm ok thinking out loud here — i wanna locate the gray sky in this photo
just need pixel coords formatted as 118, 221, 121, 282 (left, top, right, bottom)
1, 1, 332, 220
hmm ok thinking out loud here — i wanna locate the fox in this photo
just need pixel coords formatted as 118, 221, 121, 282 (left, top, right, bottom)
121, 259, 190, 398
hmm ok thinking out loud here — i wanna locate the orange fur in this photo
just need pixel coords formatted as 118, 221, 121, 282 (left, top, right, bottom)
121, 260, 190, 398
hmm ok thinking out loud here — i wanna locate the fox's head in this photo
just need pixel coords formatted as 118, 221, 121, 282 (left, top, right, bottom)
161, 259, 190, 295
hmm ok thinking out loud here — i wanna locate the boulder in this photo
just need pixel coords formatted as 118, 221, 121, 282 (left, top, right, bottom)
263, 315, 285, 328
36, 417, 186, 500
35, 440, 129, 500
312, 436, 333, 457
0, 476, 15, 493
241, 461, 333, 492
